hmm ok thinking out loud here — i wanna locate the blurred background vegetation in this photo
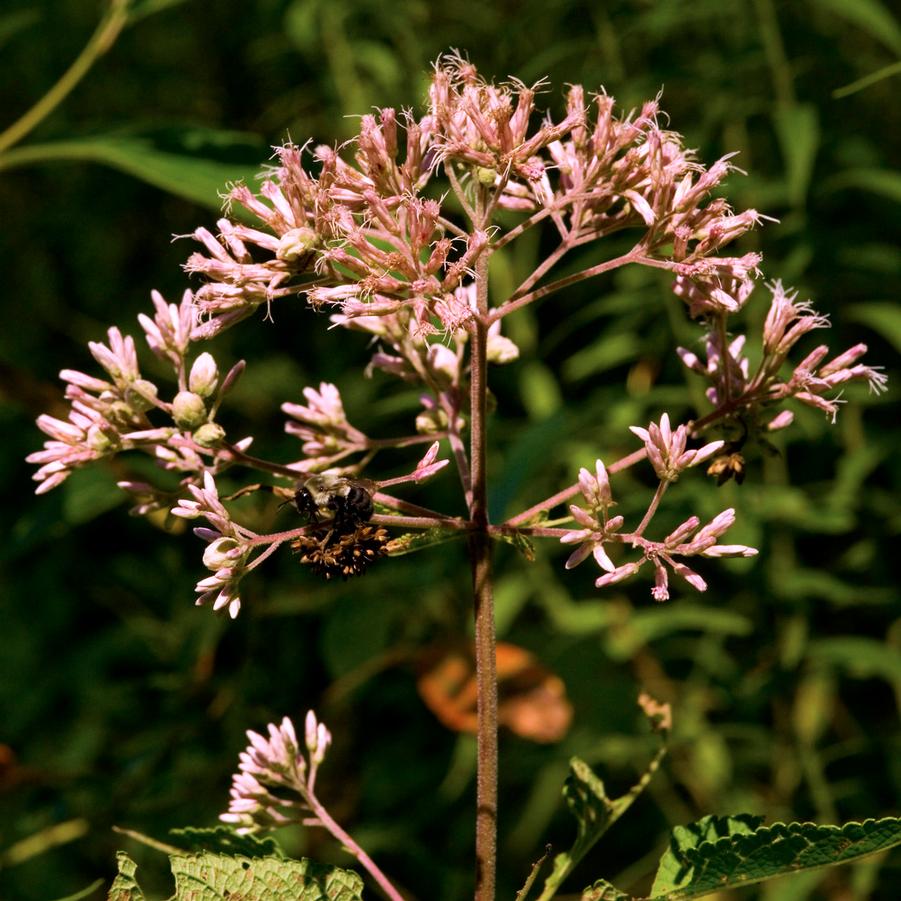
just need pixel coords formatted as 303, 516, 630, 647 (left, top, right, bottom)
1, 0, 899, 898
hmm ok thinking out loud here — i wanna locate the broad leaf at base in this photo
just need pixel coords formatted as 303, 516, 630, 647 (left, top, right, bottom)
579, 814, 901, 901
107, 849, 364, 901
649, 814, 901, 900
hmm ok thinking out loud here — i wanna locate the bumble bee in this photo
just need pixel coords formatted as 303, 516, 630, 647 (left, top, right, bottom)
293, 475, 376, 533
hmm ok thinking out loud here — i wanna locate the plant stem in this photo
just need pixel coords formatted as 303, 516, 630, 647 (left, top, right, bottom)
0, 0, 129, 156
503, 447, 648, 527
488, 248, 638, 323
470, 237, 498, 901
305, 791, 405, 901
633, 480, 668, 537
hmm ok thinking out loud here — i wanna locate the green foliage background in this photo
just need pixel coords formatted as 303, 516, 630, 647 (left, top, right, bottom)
1, 1, 898, 898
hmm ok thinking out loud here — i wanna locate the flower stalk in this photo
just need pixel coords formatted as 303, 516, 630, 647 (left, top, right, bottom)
469, 238, 498, 901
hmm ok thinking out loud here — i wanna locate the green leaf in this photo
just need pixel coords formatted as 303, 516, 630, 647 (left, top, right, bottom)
536, 742, 666, 901
807, 637, 901, 685
169, 853, 365, 900
809, 0, 901, 56
107, 850, 365, 901
833, 60, 901, 99
167, 825, 284, 859
383, 526, 466, 556
562, 333, 640, 382
0, 129, 265, 210
62, 467, 124, 525
603, 606, 753, 660
126, 0, 192, 25
648, 815, 901, 899
650, 813, 764, 895
108, 851, 145, 901
824, 168, 901, 205
846, 302, 901, 355
773, 104, 819, 206
0, 8, 39, 49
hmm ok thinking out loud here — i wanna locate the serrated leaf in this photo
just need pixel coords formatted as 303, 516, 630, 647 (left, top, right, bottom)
167, 825, 283, 859
385, 527, 465, 555
536, 759, 618, 900
649, 815, 901, 899
651, 814, 764, 895
536, 743, 666, 901
108, 850, 365, 901
170, 853, 364, 900
108, 851, 144, 901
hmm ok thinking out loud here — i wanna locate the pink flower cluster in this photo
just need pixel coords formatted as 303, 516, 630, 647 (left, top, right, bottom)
171, 471, 253, 619
186, 57, 764, 345
562, 453, 757, 602
27, 289, 248, 498
221, 712, 331, 834
28, 55, 885, 622
28, 326, 171, 494
678, 280, 887, 424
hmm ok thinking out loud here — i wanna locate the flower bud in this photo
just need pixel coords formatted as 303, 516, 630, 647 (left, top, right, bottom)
220, 360, 246, 395
189, 353, 219, 398
172, 390, 208, 430
107, 400, 137, 427
427, 343, 459, 388
486, 326, 519, 364
476, 166, 497, 187
203, 536, 243, 571
276, 227, 319, 262
128, 379, 159, 412
86, 423, 117, 453
193, 421, 226, 447
416, 407, 448, 434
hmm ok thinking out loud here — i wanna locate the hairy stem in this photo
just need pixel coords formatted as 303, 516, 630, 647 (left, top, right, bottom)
305, 791, 405, 901
633, 480, 668, 537
488, 247, 639, 323
470, 230, 498, 901
510, 239, 572, 301
503, 447, 648, 527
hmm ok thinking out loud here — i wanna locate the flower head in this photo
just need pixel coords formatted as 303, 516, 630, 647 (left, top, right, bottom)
630, 414, 723, 482
172, 471, 250, 618
221, 712, 332, 834
560, 459, 623, 572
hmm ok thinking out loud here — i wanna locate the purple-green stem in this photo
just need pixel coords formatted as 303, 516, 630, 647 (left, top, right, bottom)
634, 480, 669, 538
304, 789, 404, 901
470, 242, 498, 901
